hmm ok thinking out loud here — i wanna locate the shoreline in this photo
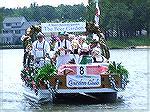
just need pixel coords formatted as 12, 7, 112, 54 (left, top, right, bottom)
0, 45, 150, 50
0, 45, 23, 49
134, 46, 150, 49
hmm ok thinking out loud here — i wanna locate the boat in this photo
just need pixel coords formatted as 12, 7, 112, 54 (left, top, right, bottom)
20, 22, 129, 103
21, 58, 129, 103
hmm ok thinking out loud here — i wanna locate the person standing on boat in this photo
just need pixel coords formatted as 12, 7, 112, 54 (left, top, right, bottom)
31, 32, 50, 61
53, 32, 72, 68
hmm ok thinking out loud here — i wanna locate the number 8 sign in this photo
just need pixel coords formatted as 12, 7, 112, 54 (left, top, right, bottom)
77, 66, 86, 75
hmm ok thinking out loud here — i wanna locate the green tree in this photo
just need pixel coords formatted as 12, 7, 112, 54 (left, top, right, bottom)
56, 4, 86, 22
30, 3, 40, 21
0, 8, 4, 33
86, 0, 95, 22
104, 3, 133, 39
14, 7, 33, 21
2, 0, 150, 40
70, 4, 86, 21
39, 5, 58, 22
40, 17, 48, 23
3, 8, 14, 17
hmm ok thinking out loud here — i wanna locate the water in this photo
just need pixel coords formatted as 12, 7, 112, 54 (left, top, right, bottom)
0, 49, 149, 111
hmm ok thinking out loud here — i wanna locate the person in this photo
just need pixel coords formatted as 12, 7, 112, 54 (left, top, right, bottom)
71, 36, 80, 54
21, 35, 32, 66
78, 36, 93, 64
78, 35, 89, 55
89, 39, 107, 63
31, 32, 50, 61
89, 39, 101, 62
64, 32, 69, 40
69, 36, 80, 64
53, 32, 72, 68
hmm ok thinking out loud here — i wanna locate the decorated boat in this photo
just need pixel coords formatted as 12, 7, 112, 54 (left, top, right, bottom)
20, 22, 129, 103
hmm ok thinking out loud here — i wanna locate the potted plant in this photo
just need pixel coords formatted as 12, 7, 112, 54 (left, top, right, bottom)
107, 61, 129, 79
33, 64, 56, 88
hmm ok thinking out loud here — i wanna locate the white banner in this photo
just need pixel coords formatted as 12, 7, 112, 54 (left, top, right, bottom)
41, 22, 86, 33
66, 75, 101, 88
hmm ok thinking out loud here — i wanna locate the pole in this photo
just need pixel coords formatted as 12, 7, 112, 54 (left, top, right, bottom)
95, 0, 98, 3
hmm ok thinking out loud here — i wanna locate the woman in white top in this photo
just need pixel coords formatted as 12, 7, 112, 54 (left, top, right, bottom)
78, 36, 89, 55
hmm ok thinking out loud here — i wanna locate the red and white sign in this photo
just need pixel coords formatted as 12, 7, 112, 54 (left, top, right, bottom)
57, 64, 108, 75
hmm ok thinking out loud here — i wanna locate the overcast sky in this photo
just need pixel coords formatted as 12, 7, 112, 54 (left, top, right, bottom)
0, 0, 88, 8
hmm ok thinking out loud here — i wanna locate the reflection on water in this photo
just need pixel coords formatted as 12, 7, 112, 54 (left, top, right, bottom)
0, 49, 149, 111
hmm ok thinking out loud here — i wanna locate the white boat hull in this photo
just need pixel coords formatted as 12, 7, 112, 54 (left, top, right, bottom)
23, 85, 53, 103
23, 84, 118, 103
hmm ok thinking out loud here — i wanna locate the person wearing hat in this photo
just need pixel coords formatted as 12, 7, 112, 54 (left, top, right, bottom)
64, 31, 69, 40
89, 39, 108, 63
31, 32, 50, 60
78, 36, 94, 64
21, 35, 32, 66
53, 31, 72, 68
78, 35, 89, 55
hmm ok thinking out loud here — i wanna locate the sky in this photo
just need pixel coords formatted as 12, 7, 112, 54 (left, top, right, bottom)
0, 0, 88, 8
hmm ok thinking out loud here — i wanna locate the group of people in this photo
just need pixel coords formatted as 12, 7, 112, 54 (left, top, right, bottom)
22, 31, 108, 69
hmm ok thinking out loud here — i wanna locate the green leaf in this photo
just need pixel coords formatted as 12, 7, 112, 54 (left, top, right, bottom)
108, 61, 129, 79
33, 64, 56, 84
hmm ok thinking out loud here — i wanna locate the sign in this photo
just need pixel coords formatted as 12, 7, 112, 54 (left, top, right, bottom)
66, 75, 101, 88
41, 22, 86, 33
64, 64, 108, 75
77, 66, 86, 75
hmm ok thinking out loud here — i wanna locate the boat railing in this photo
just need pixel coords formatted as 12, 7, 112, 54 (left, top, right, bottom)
29, 57, 52, 69
109, 74, 128, 91
44, 80, 56, 98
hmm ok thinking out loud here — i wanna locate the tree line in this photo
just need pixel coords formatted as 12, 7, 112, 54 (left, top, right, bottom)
0, 0, 150, 39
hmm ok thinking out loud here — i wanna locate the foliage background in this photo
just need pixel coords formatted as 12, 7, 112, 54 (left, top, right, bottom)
0, 0, 150, 47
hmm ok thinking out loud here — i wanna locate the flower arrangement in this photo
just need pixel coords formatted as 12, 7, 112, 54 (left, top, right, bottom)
107, 61, 129, 79
33, 64, 56, 86
20, 64, 56, 89
20, 67, 34, 88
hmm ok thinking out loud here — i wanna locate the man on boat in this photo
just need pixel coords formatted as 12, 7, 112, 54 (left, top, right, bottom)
31, 32, 50, 61
53, 31, 72, 68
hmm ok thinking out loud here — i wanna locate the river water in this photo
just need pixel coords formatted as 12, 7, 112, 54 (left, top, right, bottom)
0, 49, 149, 111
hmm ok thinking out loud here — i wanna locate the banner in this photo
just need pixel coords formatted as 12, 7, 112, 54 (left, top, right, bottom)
66, 75, 101, 88
41, 22, 86, 33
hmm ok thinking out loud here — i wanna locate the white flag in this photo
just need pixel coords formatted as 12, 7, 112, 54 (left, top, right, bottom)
93, 34, 99, 41
94, 2, 100, 26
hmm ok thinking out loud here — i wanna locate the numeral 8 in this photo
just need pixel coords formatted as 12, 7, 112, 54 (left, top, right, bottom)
80, 66, 84, 75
